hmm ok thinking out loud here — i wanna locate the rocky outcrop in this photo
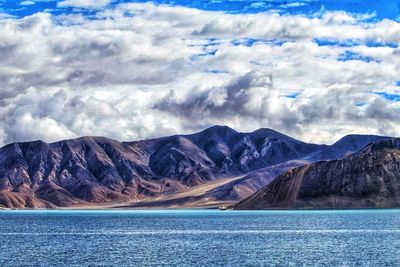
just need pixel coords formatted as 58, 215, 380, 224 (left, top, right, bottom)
234, 139, 400, 209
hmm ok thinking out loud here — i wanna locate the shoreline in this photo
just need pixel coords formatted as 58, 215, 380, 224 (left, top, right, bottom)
2, 206, 400, 212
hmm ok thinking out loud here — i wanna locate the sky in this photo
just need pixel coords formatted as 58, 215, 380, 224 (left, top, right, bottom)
0, 0, 400, 145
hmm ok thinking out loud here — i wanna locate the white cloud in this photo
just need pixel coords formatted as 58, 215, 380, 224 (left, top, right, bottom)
0, 12, 15, 19
58, 0, 112, 9
20, 1, 36, 6
0, 3, 399, 146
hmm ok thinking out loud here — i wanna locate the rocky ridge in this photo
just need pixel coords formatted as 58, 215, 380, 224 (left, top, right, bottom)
234, 138, 400, 209
0, 125, 389, 208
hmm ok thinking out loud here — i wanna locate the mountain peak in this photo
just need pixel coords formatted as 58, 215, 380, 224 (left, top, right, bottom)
193, 125, 238, 138
204, 125, 236, 132
332, 134, 389, 149
250, 128, 296, 141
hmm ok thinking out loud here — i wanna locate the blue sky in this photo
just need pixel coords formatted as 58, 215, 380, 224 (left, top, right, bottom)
0, 0, 399, 145
1, 0, 400, 20
0, 0, 400, 20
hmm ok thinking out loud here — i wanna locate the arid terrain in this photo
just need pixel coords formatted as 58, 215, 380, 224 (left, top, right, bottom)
0, 125, 395, 209
234, 139, 400, 209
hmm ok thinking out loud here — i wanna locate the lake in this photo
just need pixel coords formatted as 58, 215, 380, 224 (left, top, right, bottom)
1, 209, 400, 266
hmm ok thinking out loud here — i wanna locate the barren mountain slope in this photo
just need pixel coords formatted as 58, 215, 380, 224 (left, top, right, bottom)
0, 125, 388, 208
234, 139, 400, 209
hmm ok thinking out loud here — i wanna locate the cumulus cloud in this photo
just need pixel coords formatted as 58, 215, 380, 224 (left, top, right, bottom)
0, 3, 399, 146
58, 0, 112, 8
155, 71, 275, 119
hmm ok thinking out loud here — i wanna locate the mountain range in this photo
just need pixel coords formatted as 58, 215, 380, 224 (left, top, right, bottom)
234, 138, 400, 209
0, 125, 394, 209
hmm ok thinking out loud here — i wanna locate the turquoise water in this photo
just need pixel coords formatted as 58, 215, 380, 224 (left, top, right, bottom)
1, 209, 400, 266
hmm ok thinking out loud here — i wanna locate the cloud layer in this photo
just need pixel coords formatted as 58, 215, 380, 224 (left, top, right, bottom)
0, 3, 399, 145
